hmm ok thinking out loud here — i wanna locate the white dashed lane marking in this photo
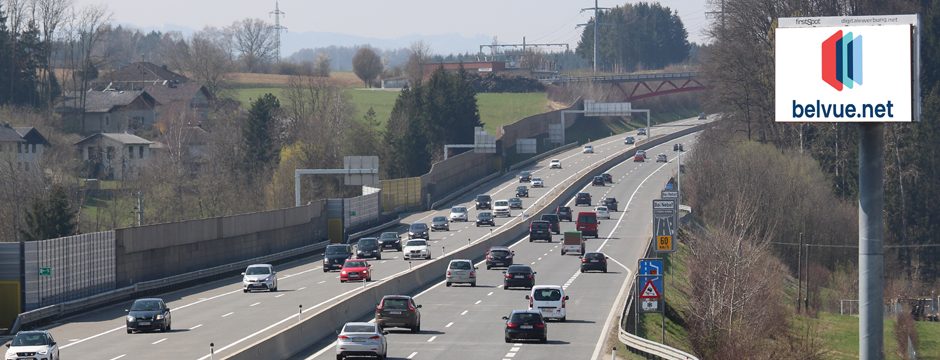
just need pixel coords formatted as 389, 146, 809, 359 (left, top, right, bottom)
189, 324, 203, 330
250, 302, 260, 307
222, 312, 234, 318
445, 322, 454, 328
151, 338, 166, 345
460, 310, 468, 316
407, 351, 418, 359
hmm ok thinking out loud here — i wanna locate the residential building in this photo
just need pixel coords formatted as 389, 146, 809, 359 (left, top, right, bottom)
95, 62, 189, 91
0, 124, 26, 169
143, 82, 213, 123
75, 133, 153, 180
57, 90, 158, 135
13, 127, 49, 168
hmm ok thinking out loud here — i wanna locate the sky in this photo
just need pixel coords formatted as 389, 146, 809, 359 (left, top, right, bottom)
72, 0, 712, 55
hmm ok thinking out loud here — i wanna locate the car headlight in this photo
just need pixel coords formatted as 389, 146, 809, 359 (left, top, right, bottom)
341, 271, 347, 275
127, 315, 135, 321
156, 314, 164, 320
37, 349, 48, 355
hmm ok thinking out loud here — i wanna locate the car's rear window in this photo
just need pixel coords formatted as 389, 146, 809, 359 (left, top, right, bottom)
507, 265, 532, 273
531, 222, 549, 229
510, 312, 542, 323
449, 261, 472, 270
382, 298, 409, 310
490, 250, 510, 257
578, 214, 597, 224
343, 324, 376, 333
541, 214, 558, 222
584, 253, 604, 260
533, 288, 562, 301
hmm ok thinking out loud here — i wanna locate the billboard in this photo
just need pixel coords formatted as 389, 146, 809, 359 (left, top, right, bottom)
776, 18, 919, 122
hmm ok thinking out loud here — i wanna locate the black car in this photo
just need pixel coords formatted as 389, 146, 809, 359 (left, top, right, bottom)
528, 220, 552, 242
591, 176, 605, 186
575, 192, 592, 206
519, 171, 532, 182
602, 173, 613, 183
476, 194, 492, 210
580, 252, 608, 273
408, 222, 429, 239
673, 143, 684, 152
378, 231, 401, 251
126, 298, 172, 333
503, 265, 536, 290
516, 185, 529, 198
356, 237, 381, 260
323, 244, 353, 272
486, 246, 514, 269
602, 197, 619, 212
540, 214, 560, 234
476, 211, 495, 227
375, 295, 422, 333
556, 206, 572, 221
503, 310, 547, 343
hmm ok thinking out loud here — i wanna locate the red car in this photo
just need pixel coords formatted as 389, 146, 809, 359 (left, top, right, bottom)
340, 259, 372, 282
633, 153, 645, 162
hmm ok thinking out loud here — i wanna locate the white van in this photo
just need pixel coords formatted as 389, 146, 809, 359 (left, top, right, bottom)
526, 285, 568, 321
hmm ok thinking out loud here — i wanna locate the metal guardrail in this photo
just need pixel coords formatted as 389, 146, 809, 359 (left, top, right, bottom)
507, 142, 578, 172
616, 191, 699, 360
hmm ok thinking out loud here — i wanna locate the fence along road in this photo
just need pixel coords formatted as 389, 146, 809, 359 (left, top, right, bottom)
42, 118, 704, 360
297, 130, 703, 360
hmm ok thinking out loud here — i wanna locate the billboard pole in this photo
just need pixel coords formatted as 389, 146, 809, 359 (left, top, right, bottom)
858, 123, 884, 360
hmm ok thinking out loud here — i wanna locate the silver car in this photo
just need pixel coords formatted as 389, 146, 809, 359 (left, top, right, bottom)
446, 259, 477, 287
241, 264, 277, 292
431, 216, 450, 231
336, 322, 387, 360
449, 206, 468, 222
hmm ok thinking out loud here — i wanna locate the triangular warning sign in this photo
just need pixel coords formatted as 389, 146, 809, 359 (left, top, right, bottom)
639, 279, 660, 299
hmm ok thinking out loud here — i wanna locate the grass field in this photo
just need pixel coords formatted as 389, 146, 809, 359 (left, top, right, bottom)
232, 87, 553, 134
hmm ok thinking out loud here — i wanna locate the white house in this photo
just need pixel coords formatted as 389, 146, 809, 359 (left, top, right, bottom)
75, 133, 153, 180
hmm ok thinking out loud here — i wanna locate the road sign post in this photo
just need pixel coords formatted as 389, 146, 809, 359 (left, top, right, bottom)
652, 199, 676, 253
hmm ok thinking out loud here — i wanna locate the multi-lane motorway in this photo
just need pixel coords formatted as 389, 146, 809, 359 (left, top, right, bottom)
41, 117, 704, 360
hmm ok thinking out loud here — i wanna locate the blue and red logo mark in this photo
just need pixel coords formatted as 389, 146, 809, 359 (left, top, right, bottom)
821, 30, 863, 91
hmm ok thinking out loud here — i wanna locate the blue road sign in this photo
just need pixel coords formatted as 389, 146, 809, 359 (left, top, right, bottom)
638, 258, 664, 276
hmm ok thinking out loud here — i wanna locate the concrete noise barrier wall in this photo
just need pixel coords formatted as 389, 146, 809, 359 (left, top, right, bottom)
224, 123, 706, 359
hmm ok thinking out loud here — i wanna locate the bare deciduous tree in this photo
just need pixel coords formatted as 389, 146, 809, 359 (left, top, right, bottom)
229, 18, 277, 73
404, 41, 431, 85
177, 27, 235, 96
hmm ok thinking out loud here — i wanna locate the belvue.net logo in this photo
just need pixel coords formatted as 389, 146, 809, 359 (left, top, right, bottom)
791, 29, 895, 120
822, 30, 862, 91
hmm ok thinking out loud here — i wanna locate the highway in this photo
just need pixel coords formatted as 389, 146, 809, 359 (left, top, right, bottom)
298, 131, 700, 360
40, 117, 704, 360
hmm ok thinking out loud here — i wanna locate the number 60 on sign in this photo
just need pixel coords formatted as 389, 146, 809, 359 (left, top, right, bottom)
657, 236, 673, 251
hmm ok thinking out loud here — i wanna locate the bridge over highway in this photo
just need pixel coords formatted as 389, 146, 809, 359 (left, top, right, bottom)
545, 72, 706, 101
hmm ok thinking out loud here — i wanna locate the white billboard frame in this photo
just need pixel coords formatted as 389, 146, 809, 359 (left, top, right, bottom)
776, 14, 921, 122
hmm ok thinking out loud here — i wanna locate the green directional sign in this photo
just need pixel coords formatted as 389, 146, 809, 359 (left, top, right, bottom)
39, 267, 52, 276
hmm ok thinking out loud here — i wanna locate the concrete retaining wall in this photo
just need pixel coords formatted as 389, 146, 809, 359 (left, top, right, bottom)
114, 201, 328, 286
420, 150, 499, 208
225, 123, 707, 360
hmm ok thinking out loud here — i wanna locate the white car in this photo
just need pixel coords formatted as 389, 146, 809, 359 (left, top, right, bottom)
336, 322, 387, 360
493, 200, 511, 217
403, 239, 431, 260
449, 206, 468, 222
445, 259, 477, 287
549, 159, 561, 169
582, 145, 594, 154
5, 331, 59, 360
594, 206, 610, 219
526, 285, 569, 321
241, 264, 277, 292
531, 178, 544, 187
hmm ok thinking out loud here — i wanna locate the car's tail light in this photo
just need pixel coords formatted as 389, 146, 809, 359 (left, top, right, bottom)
376, 303, 384, 312
528, 274, 535, 279
529, 299, 533, 308
506, 322, 519, 329
534, 322, 546, 329
369, 335, 381, 340
469, 271, 476, 278
338, 335, 350, 340
447, 271, 451, 276
581, 258, 588, 263
505, 273, 512, 279
408, 303, 416, 312
562, 298, 567, 308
